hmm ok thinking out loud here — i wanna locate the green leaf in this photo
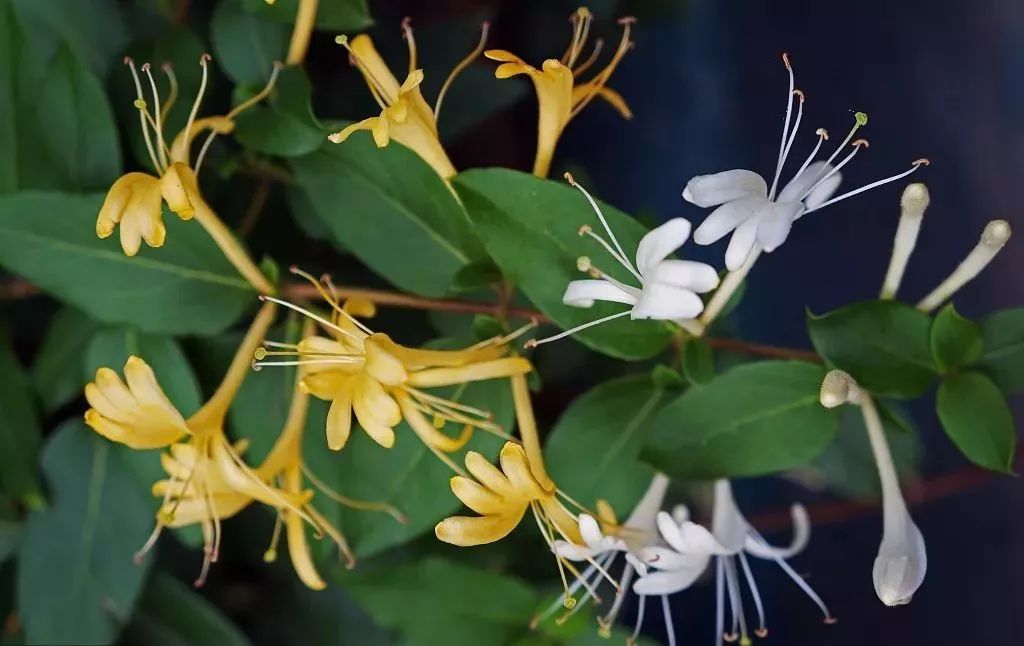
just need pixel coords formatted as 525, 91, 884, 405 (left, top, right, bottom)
0, 192, 256, 335
545, 376, 666, 514
807, 300, 937, 398
977, 307, 1024, 393
937, 371, 1016, 472
341, 557, 536, 646
32, 307, 102, 413
0, 3, 121, 193
211, 0, 288, 85
18, 422, 155, 645
650, 364, 685, 390
811, 405, 919, 501
682, 337, 715, 385
233, 67, 327, 157
0, 518, 18, 564
82, 328, 204, 547
643, 361, 840, 478
7, 0, 127, 77
453, 168, 671, 360
930, 303, 982, 372
123, 572, 251, 646
239, 0, 372, 31
290, 140, 482, 298
450, 260, 502, 293
0, 340, 43, 507
305, 375, 512, 558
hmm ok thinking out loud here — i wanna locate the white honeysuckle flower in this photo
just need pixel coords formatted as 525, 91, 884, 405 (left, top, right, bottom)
538, 474, 688, 645
641, 479, 834, 645
683, 53, 929, 271
527, 175, 719, 348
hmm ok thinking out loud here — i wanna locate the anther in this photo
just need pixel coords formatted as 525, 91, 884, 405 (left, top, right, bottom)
263, 548, 277, 562
335, 35, 349, 46
524, 339, 538, 350
617, 16, 637, 25
123, 56, 133, 65
133, 99, 148, 110
724, 633, 739, 643
854, 111, 868, 126
577, 225, 592, 236
913, 158, 930, 166
782, 52, 791, 68
852, 138, 870, 148
141, 62, 151, 72
563, 171, 577, 186
982, 220, 1012, 247
576, 256, 592, 272
792, 89, 805, 102
563, 596, 577, 609
162, 62, 173, 71
816, 128, 829, 140
755, 628, 769, 638
824, 616, 838, 625
254, 347, 268, 360
200, 53, 212, 63
820, 370, 861, 408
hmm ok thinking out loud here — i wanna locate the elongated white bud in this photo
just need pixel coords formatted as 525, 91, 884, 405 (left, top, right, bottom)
917, 219, 1011, 312
880, 184, 929, 299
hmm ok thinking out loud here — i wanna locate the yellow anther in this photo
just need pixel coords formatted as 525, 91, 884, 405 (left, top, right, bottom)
576, 256, 592, 272
157, 510, 175, 524
254, 347, 268, 360
562, 595, 576, 609
263, 548, 277, 562
133, 99, 148, 110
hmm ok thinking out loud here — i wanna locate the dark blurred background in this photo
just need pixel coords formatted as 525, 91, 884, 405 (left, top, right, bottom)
419, 0, 1024, 643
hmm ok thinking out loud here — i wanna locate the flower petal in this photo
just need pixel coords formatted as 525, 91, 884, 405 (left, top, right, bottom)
745, 503, 810, 560
635, 218, 691, 277
641, 545, 713, 571
805, 171, 842, 211
553, 540, 596, 561
465, 451, 516, 498
682, 170, 767, 208
648, 260, 720, 293
499, 442, 545, 500
325, 387, 354, 451
724, 217, 759, 271
450, 476, 507, 515
578, 514, 605, 551
777, 161, 835, 204
711, 480, 749, 552
630, 283, 704, 320
633, 564, 709, 596
562, 279, 638, 309
693, 194, 767, 246
755, 200, 804, 253
435, 510, 526, 546
873, 510, 927, 606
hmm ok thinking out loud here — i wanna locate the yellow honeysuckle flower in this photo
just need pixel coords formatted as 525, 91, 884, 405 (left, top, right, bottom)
253, 270, 533, 472
484, 8, 634, 177
255, 337, 406, 590
97, 56, 278, 294
327, 19, 490, 181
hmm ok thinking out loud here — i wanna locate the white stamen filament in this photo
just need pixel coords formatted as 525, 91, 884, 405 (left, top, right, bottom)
805, 112, 868, 190
799, 138, 867, 203
526, 310, 632, 348
768, 53, 797, 202
579, 225, 641, 281
738, 552, 767, 635
566, 173, 641, 280
661, 594, 677, 646
880, 183, 930, 299
724, 557, 748, 641
630, 592, 647, 645
804, 159, 928, 215
916, 219, 1011, 313
715, 557, 726, 644
750, 533, 834, 622
789, 127, 829, 189
600, 560, 633, 628
776, 89, 806, 188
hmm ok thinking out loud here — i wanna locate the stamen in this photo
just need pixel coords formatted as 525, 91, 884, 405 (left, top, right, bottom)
760, 545, 834, 622
469, 318, 538, 350
738, 552, 767, 636
724, 557, 748, 642
600, 559, 634, 627
182, 54, 212, 168
565, 172, 641, 280
568, 16, 633, 119
803, 158, 929, 215
160, 63, 178, 123
258, 295, 364, 342
767, 52, 797, 201
531, 503, 578, 608
629, 592, 647, 645
579, 224, 639, 278
301, 463, 407, 523
819, 369, 863, 408
263, 512, 284, 561
802, 111, 869, 192
798, 138, 869, 203
661, 594, 677, 646
195, 61, 283, 174
916, 218, 1011, 312
289, 267, 375, 336
562, 8, 592, 68
773, 88, 806, 197
787, 128, 829, 193
716, 558, 726, 646
435, 22, 490, 119
880, 183, 930, 299
142, 63, 170, 170
133, 522, 165, 565
336, 35, 396, 107
572, 38, 604, 77
556, 553, 616, 625
401, 17, 417, 76
125, 58, 162, 173
525, 310, 632, 348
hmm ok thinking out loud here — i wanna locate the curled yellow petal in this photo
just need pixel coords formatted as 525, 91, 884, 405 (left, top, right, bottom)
499, 442, 546, 500
449, 476, 508, 515
398, 393, 472, 453
363, 334, 407, 386
464, 451, 516, 498
435, 510, 526, 546
406, 357, 532, 388
326, 386, 354, 451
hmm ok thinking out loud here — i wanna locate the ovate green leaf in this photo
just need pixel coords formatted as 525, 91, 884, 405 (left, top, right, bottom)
0, 192, 256, 335
643, 361, 839, 478
211, 0, 287, 85
123, 572, 251, 646
18, 422, 155, 645
0, 341, 43, 506
977, 307, 1024, 393
808, 300, 936, 398
32, 307, 102, 413
929, 302, 982, 372
937, 371, 1015, 473
239, 0, 372, 31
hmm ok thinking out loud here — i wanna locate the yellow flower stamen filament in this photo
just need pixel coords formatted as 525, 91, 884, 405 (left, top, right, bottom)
569, 17, 633, 120
182, 54, 212, 167
124, 58, 163, 173
290, 267, 375, 335
259, 295, 363, 343
468, 319, 539, 351
264, 510, 285, 561
422, 436, 468, 476
571, 37, 603, 78
142, 63, 170, 170
530, 501, 582, 607
799, 112, 868, 195
405, 387, 493, 422
219, 439, 320, 528
303, 500, 356, 569
434, 21, 490, 120
561, 8, 592, 68
160, 63, 178, 123
300, 463, 407, 523
194, 62, 283, 174
401, 17, 418, 76
542, 497, 621, 593
335, 35, 396, 107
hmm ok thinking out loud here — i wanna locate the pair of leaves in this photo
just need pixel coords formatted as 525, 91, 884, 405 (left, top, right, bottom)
644, 360, 840, 479
0, 192, 257, 335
